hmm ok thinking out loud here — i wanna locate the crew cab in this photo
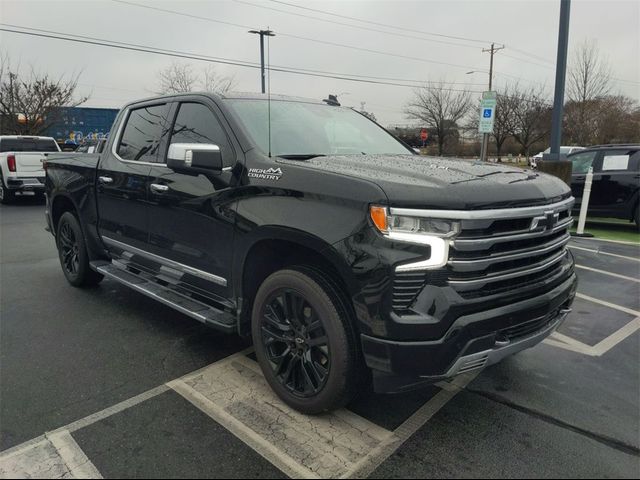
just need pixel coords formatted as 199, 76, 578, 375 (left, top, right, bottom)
0, 135, 60, 203
568, 144, 640, 226
45, 93, 577, 413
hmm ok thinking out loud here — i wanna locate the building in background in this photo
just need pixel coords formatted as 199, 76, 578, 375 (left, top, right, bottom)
43, 107, 120, 143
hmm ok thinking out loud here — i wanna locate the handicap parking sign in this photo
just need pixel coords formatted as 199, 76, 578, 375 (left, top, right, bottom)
483, 108, 492, 118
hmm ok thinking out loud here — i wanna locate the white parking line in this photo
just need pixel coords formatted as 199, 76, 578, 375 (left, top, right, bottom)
0, 430, 102, 479
571, 236, 640, 246
169, 354, 394, 479
546, 318, 640, 356
569, 244, 640, 262
342, 372, 477, 479
576, 292, 640, 317
575, 264, 640, 283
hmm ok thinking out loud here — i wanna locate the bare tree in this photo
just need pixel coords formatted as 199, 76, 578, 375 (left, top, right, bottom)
202, 65, 236, 94
0, 53, 88, 135
568, 39, 611, 103
507, 84, 551, 157
405, 80, 473, 156
156, 61, 236, 95
566, 40, 612, 145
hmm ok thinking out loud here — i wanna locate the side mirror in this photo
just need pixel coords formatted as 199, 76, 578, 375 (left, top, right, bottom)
167, 143, 223, 171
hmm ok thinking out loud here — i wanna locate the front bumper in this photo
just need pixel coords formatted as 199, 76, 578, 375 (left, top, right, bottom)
361, 273, 577, 393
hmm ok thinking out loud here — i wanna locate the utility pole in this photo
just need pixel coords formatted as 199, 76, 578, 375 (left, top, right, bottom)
480, 43, 504, 162
248, 29, 275, 94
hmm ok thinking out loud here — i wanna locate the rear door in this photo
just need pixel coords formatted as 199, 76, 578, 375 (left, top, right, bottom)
589, 148, 640, 216
145, 98, 240, 303
96, 102, 173, 251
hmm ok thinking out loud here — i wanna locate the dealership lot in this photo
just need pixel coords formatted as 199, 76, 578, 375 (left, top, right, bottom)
1, 200, 638, 478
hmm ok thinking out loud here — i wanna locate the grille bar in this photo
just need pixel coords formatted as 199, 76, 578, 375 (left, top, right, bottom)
452, 217, 573, 252
448, 233, 571, 272
448, 249, 567, 291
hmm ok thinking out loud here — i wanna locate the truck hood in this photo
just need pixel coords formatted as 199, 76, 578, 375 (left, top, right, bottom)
278, 154, 571, 209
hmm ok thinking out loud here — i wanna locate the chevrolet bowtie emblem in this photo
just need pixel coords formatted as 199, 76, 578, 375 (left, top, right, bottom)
530, 210, 560, 231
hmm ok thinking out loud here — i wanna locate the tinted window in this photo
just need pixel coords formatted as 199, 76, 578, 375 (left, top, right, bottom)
169, 102, 232, 165
117, 104, 171, 162
0, 138, 59, 152
570, 151, 597, 174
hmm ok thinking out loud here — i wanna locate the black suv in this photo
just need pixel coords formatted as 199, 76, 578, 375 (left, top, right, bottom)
568, 144, 640, 226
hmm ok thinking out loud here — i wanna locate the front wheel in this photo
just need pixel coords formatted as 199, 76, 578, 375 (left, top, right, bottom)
251, 267, 361, 414
56, 211, 103, 287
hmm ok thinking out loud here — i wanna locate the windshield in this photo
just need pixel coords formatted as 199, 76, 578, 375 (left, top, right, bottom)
226, 99, 410, 157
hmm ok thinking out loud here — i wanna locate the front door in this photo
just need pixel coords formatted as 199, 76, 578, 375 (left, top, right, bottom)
96, 103, 172, 250
146, 99, 241, 305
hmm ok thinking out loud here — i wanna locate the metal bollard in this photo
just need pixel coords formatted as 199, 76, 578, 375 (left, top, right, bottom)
575, 166, 594, 237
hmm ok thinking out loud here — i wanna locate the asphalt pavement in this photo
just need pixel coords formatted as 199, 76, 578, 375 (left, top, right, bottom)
1, 198, 638, 478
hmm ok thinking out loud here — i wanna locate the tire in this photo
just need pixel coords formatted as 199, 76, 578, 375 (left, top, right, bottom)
56, 211, 104, 287
0, 175, 15, 205
251, 266, 362, 414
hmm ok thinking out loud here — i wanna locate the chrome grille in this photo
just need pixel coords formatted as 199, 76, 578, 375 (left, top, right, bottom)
390, 198, 575, 311
447, 199, 574, 298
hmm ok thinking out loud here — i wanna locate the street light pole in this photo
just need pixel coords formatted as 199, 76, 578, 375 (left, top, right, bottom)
480, 43, 504, 162
248, 29, 275, 94
547, 0, 571, 160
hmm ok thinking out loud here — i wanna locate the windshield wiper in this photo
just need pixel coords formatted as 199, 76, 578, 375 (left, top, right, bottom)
277, 154, 326, 160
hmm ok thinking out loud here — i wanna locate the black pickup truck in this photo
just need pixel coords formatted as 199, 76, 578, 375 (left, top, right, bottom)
45, 92, 577, 413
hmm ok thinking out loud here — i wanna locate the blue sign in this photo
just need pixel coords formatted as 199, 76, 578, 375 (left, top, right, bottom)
483, 108, 492, 118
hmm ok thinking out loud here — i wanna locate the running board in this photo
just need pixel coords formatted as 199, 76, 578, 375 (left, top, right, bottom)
90, 260, 236, 333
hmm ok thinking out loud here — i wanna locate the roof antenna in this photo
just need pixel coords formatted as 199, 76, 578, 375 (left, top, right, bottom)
267, 27, 272, 158
323, 94, 341, 106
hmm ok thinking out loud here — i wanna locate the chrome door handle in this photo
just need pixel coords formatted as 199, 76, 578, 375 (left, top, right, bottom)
98, 176, 113, 184
150, 183, 169, 194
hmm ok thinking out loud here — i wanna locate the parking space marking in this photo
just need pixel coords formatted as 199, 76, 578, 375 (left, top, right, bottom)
545, 318, 640, 356
569, 244, 640, 262
169, 353, 395, 479
0, 430, 102, 479
574, 264, 640, 283
343, 372, 477, 479
575, 292, 640, 317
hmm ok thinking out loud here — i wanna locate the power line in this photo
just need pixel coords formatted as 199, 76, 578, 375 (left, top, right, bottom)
267, 0, 494, 45
232, 0, 483, 50
108, 0, 488, 72
0, 25, 487, 93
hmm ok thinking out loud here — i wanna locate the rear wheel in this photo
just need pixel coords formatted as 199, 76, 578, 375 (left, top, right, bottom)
0, 175, 15, 204
251, 267, 361, 414
56, 211, 103, 287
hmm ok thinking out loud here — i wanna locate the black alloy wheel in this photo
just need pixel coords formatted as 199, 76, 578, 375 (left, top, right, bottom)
260, 289, 331, 397
58, 220, 80, 276
251, 267, 363, 414
55, 211, 103, 287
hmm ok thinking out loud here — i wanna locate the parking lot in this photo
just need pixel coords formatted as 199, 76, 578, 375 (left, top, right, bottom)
1, 199, 639, 478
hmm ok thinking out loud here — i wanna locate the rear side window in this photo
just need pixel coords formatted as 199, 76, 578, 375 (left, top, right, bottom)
0, 138, 59, 152
169, 102, 232, 165
570, 151, 597, 174
117, 104, 171, 163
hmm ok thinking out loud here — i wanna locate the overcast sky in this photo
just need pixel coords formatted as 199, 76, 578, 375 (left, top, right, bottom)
1, 0, 638, 126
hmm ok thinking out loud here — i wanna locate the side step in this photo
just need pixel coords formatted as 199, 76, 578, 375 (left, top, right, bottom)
90, 260, 236, 333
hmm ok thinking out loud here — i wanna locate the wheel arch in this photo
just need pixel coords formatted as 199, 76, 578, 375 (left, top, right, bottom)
234, 227, 360, 336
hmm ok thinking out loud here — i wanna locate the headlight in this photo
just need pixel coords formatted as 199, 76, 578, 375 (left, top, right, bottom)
369, 205, 459, 270
369, 205, 460, 238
